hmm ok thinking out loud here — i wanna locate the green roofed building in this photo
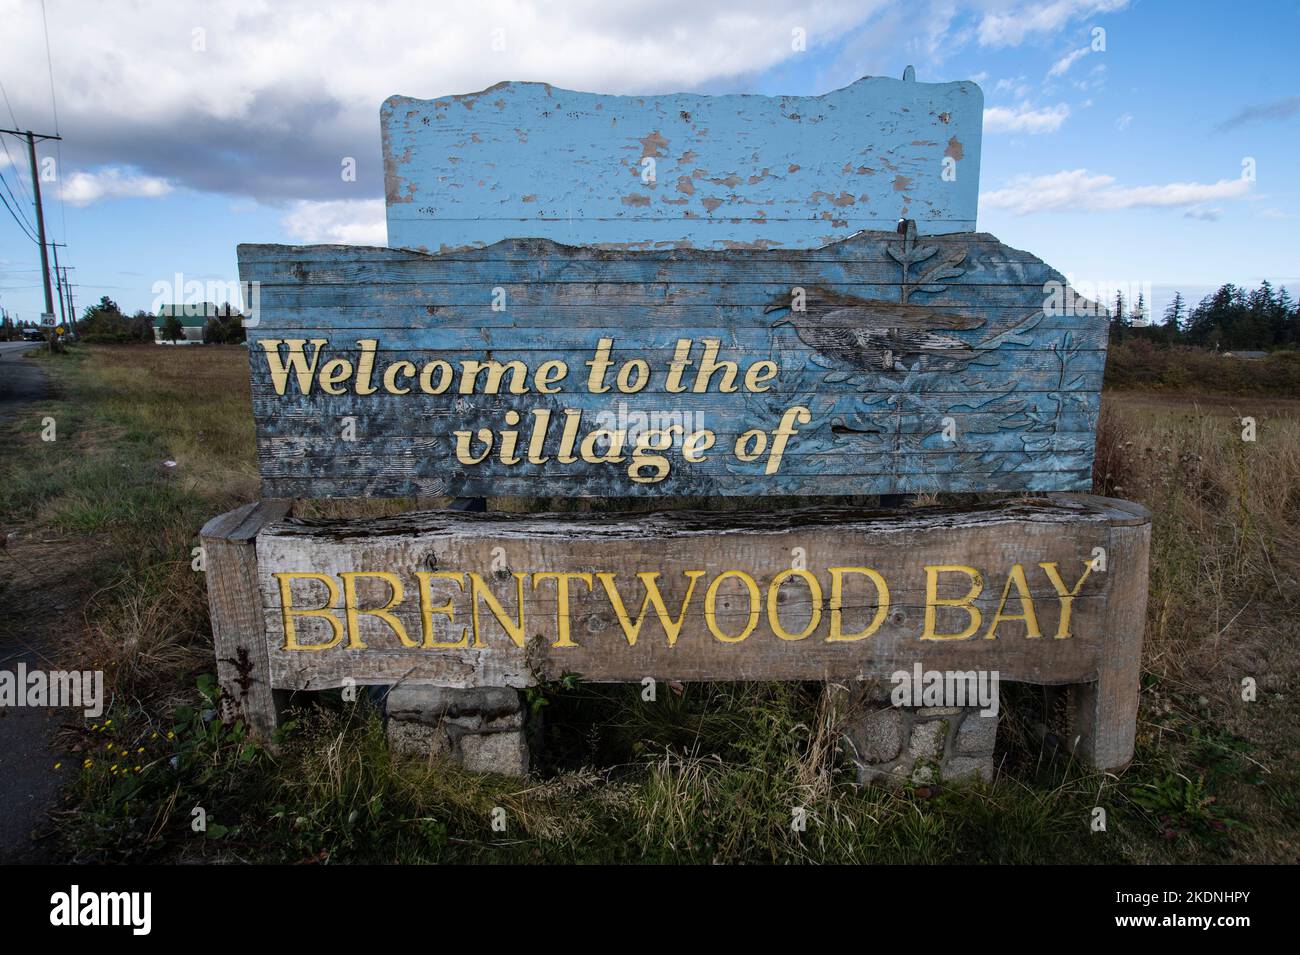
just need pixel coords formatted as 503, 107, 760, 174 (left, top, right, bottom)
155, 303, 216, 344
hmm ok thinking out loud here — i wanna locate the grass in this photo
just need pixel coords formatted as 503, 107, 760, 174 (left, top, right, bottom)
1104, 339, 1300, 395
2, 343, 1296, 863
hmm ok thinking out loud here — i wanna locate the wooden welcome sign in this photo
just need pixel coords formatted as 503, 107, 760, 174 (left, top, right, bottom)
240, 229, 1101, 499
206, 74, 1149, 774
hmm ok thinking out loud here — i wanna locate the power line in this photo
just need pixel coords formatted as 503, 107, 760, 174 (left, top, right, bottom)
0, 136, 30, 201
0, 166, 37, 234
0, 184, 38, 242
0, 127, 62, 325
0, 75, 19, 129
0, 75, 35, 214
39, 0, 67, 247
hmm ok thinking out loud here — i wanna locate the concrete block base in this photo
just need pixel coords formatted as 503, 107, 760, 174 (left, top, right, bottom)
385, 685, 530, 776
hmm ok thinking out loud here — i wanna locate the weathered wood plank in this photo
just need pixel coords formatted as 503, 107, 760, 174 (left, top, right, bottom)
200, 499, 293, 739
1064, 514, 1148, 770
260, 469, 1095, 499
251, 391, 1101, 420
238, 228, 1106, 500
244, 235, 1056, 286
250, 232, 1043, 265
381, 77, 982, 250
251, 495, 1147, 773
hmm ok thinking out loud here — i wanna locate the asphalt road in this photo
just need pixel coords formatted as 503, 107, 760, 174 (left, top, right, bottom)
0, 342, 49, 408
0, 340, 60, 861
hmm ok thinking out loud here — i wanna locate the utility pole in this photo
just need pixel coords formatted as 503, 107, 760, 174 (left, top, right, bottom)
59, 266, 77, 337
51, 241, 68, 328
0, 128, 63, 348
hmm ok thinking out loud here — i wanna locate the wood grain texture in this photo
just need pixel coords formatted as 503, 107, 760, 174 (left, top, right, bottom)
238, 229, 1106, 500
1065, 516, 1149, 770
201, 499, 292, 738
381, 76, 982, 250
251, 495, 1148, 733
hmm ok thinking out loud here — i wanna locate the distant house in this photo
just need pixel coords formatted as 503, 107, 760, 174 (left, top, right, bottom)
1223, 350, 1269, 360
154, 303, 214, 344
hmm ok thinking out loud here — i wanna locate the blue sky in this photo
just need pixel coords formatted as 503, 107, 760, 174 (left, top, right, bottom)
0, 0, 1296, 324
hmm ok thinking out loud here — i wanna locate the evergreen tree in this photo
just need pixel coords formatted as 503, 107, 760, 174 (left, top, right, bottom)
1275, 286, 1297, 346
161, 314, 185, 343
1163, 291, 1185, 343
1110, 289, 1126, 343
1132, 291, 1146, 326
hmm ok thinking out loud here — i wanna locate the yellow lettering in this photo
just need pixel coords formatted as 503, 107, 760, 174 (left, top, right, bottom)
419, 359, 454, 394
692, 339, 739, 392
744, 360, 778, 392
705, 570, 760, 643
453, 428, 494, 464
532, 572, 594, 647
616, 358, 649, 393
354, 339, 379, 395
628, 427, 679, 483
341, 571, 415, 649
596, 571, 704, 646
469, 572, 528, 648
922, 565, 984, 640
319, 357, 354, 395
527, 408, 552, 464
682, 430, 715, 462
585, 338, 614, 393
983, 564, 1042, 639
1039, 561, 1093, 639
766, 405, 810, 474
458, 359, 529, 395
535, 359, 567, 394
665, 339, 693, 393
579, 428, 626, 463
258, 339, 327, 396
382, 359, 416, 395
766, 568, 822, 640
826, 567, 889, 641
415, 571, 468, 648
275, 572, 344, 651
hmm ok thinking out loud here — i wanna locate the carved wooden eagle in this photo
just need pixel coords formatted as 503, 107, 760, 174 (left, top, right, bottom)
765, 286, 985, 372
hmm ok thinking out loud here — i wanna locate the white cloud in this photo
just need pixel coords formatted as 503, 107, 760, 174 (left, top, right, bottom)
982, 169, 1252, 215
1115, 112, 1132, 131
993, 77, 1031, 98
0, 0, 881, 203
984, 103, 1070, 133
281, 199, 387, 245
59, 168, 174, 206
1048, 46, 1090, 77
0, 0, 1129, 207
978, 0, 1129, 47
1183, 207, 1221, 222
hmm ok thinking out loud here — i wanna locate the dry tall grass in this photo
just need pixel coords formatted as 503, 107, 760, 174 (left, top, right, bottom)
9, 345, 1297, 863
1100, 393, 1300, 687
85, 344, 260, 502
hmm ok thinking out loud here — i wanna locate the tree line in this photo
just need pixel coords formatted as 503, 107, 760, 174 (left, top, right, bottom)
1109, 281, 1298, 351
76, 296, 248, 344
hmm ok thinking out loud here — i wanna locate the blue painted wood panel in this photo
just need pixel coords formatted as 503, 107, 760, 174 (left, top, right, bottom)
382, 76, 982, 252
238, 228, 1105, 500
